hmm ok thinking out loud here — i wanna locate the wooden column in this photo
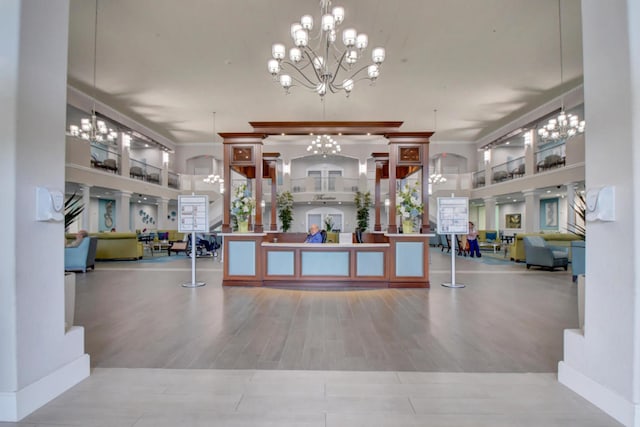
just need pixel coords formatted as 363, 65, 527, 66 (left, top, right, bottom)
263, 153, 280, 231
220, 133, 266, 233
371, 153, 389, 232
385, 132, 433, 234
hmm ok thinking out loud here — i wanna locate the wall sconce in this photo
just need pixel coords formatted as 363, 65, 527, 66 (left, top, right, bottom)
384, 198, 390, 207
523, 130, 533, 147
122, 133, 131, 149
283, 161, 291, 175
428, 183, 433, 195
261, 200, 266, 208
162, 151, 169, 165
483, 149, 491, 164
220, 183, 225, 193
359, 162, 367, 175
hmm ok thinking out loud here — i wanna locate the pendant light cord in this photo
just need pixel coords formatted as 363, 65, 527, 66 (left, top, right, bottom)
92, 0, 99, 114
558, 0, 564, 111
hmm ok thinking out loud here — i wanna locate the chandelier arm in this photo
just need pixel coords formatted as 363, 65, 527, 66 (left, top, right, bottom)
329, 50, 349, 86
281, 58, 323, 88
301, 48, 327, 83
285, 74, 321, 91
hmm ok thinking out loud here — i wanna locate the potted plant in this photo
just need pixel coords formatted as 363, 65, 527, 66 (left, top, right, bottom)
231, 183, 255, 233
65, 191, 84, 231
64, 192, 84, 332
324, 214, 334, 232
567, 191, 586, 330
276, 191, 294, 232
396, 183, 423, 233
354, 190, 372, 231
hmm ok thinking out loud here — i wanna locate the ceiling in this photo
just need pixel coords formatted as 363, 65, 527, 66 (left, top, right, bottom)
67, 0, 584, 145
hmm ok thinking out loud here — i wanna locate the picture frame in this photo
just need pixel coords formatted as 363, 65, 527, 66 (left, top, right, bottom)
540, 198, 559, 230
505, 213, 521, 229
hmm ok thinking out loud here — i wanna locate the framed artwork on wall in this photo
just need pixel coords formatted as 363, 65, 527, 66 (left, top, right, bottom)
505, 213, 521, 229
540, 198, 559, 230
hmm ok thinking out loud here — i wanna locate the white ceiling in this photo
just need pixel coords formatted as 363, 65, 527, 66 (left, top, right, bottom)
67, 0, 584, 145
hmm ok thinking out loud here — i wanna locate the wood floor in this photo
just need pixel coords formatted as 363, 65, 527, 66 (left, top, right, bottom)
74, 250, 578, 372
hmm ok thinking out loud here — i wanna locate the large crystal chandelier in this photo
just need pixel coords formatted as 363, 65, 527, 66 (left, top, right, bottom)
537, 0, 585, 144
68, 0, 118, 144
307, 134, 341, 157
429, 173, 446, 184
267, 0, 386, 98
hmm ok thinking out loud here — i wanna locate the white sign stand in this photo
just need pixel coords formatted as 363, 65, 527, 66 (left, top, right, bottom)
178, 194, 209, 288
437, 195, 469, 289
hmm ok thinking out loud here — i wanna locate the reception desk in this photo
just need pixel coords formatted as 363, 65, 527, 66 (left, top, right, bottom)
222, 233, 432, 288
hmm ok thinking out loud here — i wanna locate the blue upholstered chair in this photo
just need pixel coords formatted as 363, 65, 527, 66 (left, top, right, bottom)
65, 237, 98, 273
523, 236, 569, 271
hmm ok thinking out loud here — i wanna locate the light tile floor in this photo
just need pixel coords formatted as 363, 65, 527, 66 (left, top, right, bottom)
1, 368, 621, 426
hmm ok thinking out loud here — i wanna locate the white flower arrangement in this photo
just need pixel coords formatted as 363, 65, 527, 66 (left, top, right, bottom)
324, 215, 334, 232
231, 183, 255, 222
396, 182, 424, 219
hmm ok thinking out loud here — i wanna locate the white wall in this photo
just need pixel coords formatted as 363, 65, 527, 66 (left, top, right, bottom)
498, 202, 525, 233
174, 143, 218, 174
558, 1, 640, 425
129, 147, 162, 168
290, 156, 359, 179
290, 205, 359, 233
1, 1, 88, 421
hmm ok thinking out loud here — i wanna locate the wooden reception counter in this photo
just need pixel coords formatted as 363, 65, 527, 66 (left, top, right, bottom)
221, 232, 433, 288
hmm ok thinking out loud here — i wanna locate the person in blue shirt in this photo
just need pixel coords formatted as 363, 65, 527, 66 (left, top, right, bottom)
305, 224, 323, 243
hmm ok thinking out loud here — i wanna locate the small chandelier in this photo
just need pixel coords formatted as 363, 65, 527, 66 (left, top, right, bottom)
537, 0, 585, 144
306, 134, 341, 157
267, 0, 386, 98
429, 173, 446, 184
69, 113, 118, 143
68, 0, 119, 144
203, 174, 223, 185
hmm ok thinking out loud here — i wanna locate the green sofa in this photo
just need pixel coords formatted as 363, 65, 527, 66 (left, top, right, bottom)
510, 233, 583, 262
91, 232, 143, 260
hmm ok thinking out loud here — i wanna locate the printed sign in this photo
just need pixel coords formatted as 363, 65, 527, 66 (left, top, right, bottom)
437, 197, 469, 234
178, 195, 209, 233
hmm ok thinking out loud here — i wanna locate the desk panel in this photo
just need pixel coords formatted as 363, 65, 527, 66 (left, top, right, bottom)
301, 251, 350, 276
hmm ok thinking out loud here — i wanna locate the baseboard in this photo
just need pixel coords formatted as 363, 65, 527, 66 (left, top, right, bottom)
0, 353, 90, 422
558, 361, 638, 426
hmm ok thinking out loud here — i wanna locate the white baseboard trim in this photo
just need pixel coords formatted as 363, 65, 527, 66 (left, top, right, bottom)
559, 361, 637, 426
0, 353, 90, 422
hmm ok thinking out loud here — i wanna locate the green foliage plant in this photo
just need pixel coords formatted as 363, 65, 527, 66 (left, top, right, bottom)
65, 192, 84, 231
277, 191, 294, 232
354, 190, 372, 231
567, 192, 586, 240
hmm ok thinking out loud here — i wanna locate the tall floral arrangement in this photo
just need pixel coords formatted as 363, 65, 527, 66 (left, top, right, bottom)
276, 191, 294, 232
231, 183, 255, 222
396, 182, 423, 220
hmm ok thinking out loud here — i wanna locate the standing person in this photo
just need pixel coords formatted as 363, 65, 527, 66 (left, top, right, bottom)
467, 221, 481, 258
305, 224, 323, 243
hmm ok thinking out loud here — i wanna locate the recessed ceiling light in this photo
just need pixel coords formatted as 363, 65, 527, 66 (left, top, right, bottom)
145, 144, 149, 148
143, 197, 147, 200
513, 199, 517, 202
505, 141, 510, 145
137, 200, 141, 203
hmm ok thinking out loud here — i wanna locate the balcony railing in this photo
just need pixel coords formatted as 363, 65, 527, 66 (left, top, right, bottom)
472, 170, 485, 188
536, 143, 566, 173
90, 143, 120, 173
491, 157, 525, 183
130, 158, 162, 184
168, 171, 180, 189
291, 176, 359, 193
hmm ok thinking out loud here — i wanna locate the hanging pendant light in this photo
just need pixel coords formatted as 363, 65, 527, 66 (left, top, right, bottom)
537, 0, 585, 144
68, 0, 118, 144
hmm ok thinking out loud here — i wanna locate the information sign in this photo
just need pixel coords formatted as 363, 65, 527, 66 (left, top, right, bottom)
437, 197, 469, 235
178, 195, 209, 233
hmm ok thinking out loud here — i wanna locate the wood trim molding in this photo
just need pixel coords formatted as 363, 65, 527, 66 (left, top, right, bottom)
250, 121, 404, 135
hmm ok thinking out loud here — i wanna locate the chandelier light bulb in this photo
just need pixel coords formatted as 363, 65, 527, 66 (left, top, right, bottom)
342, 28, 356, 47
272, 43, 286, 60
300, 15, 313, 30
290, 23, 302, 38
294, 29, 308, 47
289, 48, 302, 62
279, 74, 292, 88
343, 79, 354, 92
321, 14, 335, 31
346, 50, 358, 64
355, 33, 368, 50
367, 64, 379, 79
372, 47, 386, 64
268, 59, 280, 75
332, 6, 344, 24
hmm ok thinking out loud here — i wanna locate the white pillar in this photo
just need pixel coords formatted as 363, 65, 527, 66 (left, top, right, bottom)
118, 133, 130, 177
483, 149, 492, 186
523, 190, 539, 233
483, 197, 496, 230
565, 182, 577, 232
0, 1, 89, 421
558, 2, 640, 426
157, 197, 169, 230
80, 184, 91, 231
524, 130, 536, 177
115, 191, 132, 232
